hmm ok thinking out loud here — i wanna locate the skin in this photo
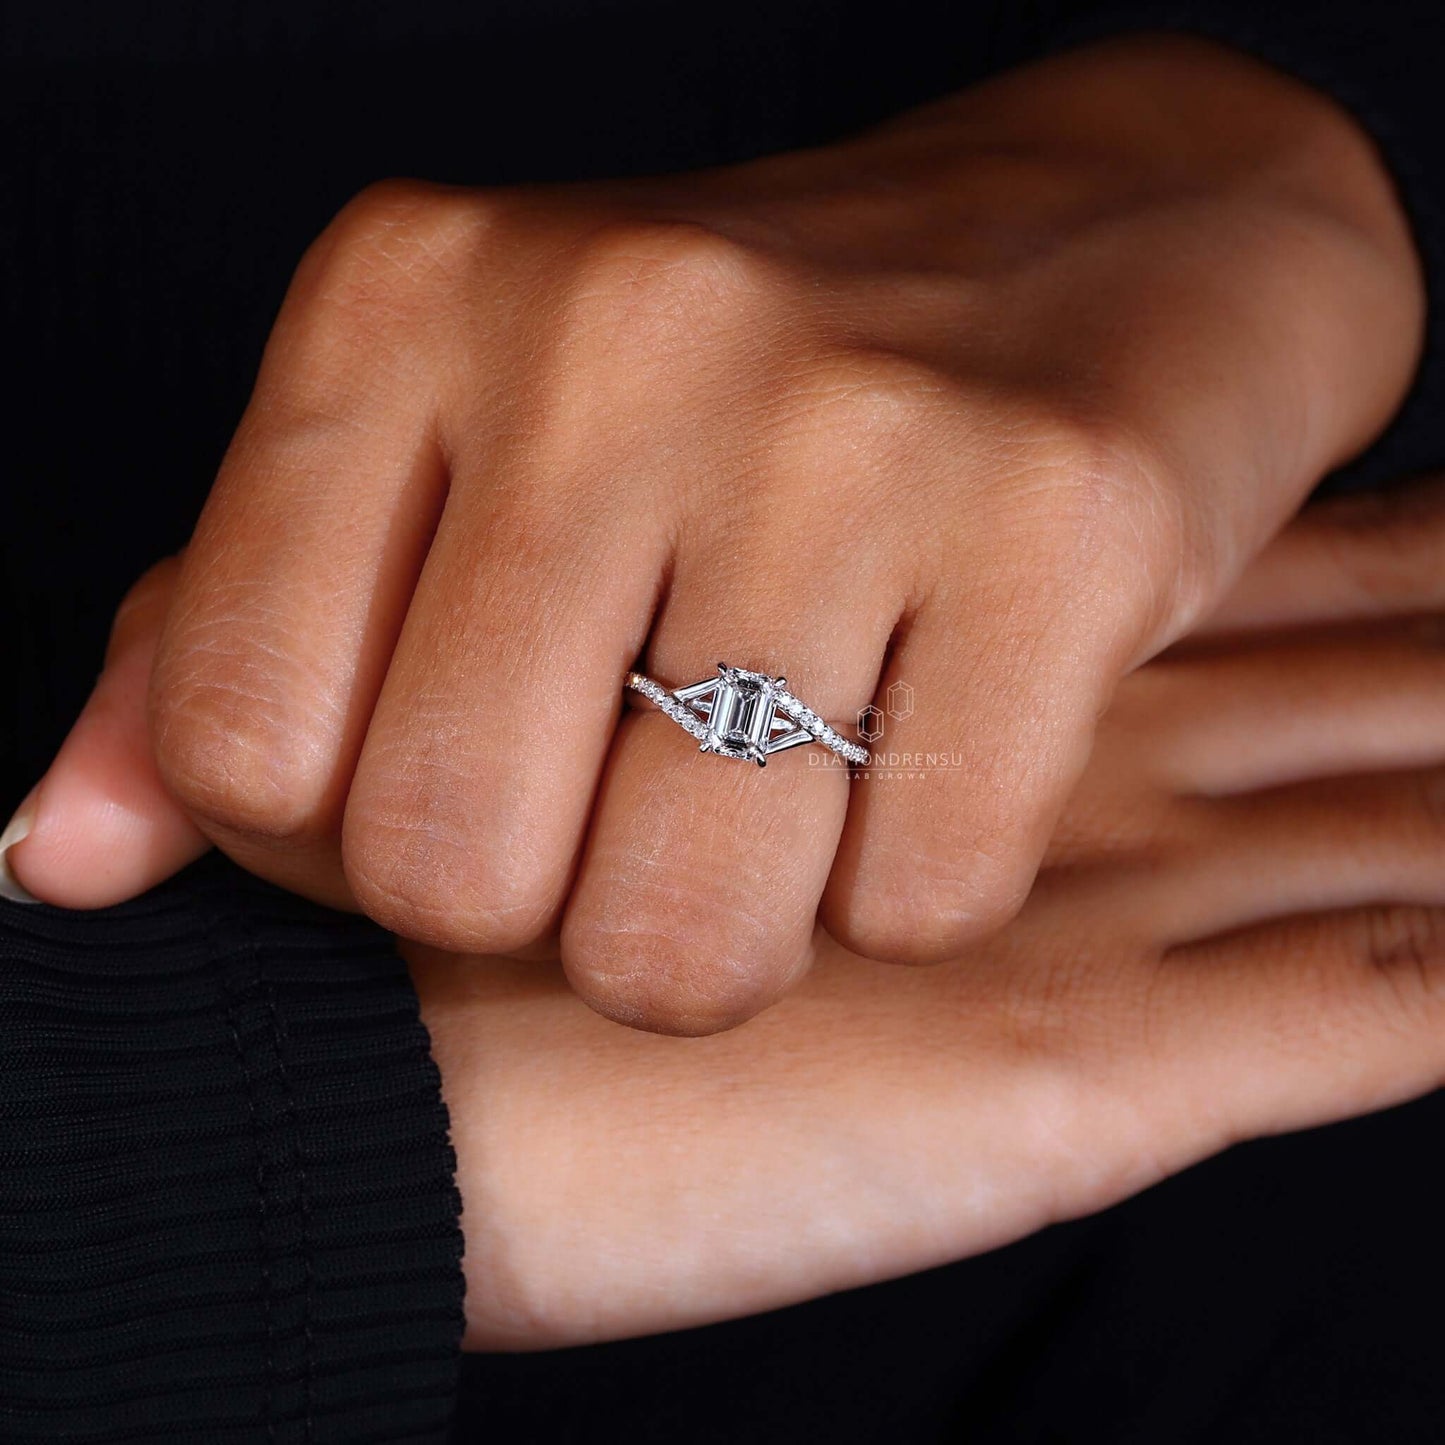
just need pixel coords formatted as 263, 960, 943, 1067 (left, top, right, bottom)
9, 477, 1445, 1349
1, 35, 1426, 1036
418, 479, 1445, 1348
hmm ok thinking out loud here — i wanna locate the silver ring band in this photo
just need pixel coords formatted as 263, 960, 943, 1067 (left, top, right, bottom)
625, 663, 870, 767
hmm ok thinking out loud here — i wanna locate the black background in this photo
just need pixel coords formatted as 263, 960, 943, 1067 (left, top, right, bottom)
3, 2, 1442, 1438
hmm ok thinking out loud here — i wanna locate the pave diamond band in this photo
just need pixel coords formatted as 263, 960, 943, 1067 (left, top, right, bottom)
625, 663, 871, 767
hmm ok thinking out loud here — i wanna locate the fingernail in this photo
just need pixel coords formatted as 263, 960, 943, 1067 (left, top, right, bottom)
0, 788, 41, 904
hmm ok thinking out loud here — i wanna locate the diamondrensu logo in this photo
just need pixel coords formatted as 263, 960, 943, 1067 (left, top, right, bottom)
858, 679, 915, 743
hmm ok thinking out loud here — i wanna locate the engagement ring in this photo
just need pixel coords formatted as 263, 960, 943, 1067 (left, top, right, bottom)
625, 663, 870, 766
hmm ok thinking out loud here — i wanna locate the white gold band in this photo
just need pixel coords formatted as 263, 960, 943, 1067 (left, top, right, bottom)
625, 663, 870, 767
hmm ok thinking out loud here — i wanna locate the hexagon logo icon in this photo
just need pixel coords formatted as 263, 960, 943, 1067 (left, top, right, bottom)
857, 704, 884, 743
886, 680, 914, 722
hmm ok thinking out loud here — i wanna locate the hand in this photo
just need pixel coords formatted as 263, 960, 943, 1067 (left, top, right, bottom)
411, 476, 1445, 1347
1, 36, 1423, 1034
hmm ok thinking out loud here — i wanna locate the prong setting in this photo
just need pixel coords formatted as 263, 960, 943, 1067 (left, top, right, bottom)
626, 664, 870, 766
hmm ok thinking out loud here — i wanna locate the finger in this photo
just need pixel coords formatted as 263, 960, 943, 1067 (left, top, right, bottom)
822, 538, 1128, 966
339, 446, 672, 957
1123, 615, 1445, 796
335, 217, 721, 959
1152, 904, 1445, 1157
1195, 473, 1445, 637
0, 558, 211, 908
148, 184, 459, 909
559, 524, 898, 1035
1139, 768, 1445, 944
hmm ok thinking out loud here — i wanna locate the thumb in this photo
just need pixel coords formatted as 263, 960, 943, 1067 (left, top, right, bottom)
0, 556, 211, 908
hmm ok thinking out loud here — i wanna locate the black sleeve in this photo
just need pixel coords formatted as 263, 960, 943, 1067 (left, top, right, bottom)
1043, 0, 1445, 492
0, 852, 466, 1444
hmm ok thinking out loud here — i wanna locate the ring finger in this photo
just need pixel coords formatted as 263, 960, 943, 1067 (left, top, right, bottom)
561, 520, 900, 1035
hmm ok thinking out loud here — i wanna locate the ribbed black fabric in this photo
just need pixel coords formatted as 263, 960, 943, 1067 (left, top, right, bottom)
0, 853, 465, 1444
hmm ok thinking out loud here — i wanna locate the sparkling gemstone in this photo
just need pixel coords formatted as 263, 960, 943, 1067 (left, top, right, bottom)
705, 665, 779, 761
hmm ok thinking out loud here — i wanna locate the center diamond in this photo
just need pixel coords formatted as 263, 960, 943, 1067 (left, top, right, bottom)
670, 663, 803, 766
706, 665, 779, 762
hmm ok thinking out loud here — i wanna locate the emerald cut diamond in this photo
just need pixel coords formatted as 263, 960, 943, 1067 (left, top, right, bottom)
624, 663, 871, 767
673, 664, 808, 766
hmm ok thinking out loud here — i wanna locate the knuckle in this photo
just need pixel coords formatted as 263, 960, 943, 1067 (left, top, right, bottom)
293, 179, 494, 332
261, 181, 498, 422
151, 654, 329, 842
1023, 405, 1185, 558
828, 842, 1032, 965
329, 179, 490, 282
771, 347, 960, 461
977, 397, 1205, 640
560, 217, 772, 350
752, 347, 972, 539
563, 917, 791, 1036
342, 790, 557, 951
